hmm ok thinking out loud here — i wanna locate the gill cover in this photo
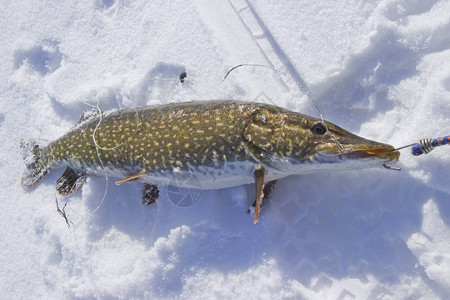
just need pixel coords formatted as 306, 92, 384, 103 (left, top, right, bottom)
242, 109, 313, 170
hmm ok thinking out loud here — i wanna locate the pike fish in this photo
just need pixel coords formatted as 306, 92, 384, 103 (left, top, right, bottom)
21, 100, 400, 222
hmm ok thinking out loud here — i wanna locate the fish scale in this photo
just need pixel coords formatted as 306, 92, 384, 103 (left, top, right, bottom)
45, 101, 254, 175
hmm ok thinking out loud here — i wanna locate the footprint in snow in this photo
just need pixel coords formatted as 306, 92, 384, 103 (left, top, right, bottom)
13, 40, 63, 76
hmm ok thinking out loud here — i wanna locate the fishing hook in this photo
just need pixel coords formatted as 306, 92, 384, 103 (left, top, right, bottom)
383, 164, 401, 171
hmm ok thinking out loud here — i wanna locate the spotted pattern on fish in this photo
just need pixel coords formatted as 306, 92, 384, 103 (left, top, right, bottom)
40, 101, 263, 177
21, 100, 400, 196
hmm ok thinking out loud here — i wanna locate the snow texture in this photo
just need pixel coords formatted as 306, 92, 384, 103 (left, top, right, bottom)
1, 0, 449, 299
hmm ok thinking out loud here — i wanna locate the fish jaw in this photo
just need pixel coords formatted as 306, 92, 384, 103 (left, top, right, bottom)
312, 139, 400, 171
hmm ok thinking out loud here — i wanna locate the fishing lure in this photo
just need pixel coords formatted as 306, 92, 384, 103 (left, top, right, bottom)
411, 136, 450, 156
383, 135, 450, 169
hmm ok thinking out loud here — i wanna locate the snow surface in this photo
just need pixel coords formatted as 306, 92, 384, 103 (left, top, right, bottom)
1, 0, 450, 299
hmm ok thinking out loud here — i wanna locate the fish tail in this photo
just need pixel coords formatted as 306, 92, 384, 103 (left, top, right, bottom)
20, 139, 49, 188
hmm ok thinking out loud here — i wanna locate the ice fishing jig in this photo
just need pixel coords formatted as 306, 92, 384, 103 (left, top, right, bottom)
390, 136, 450, 156
382, 135, 450, 171
410, 136, 450, 156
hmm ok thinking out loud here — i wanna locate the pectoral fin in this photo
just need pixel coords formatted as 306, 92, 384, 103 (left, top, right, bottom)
250, 180, 277, 207
56, 167, 87, 196
115, 170, 146, 185
243, 139, 281, 171
253, 165, 265, 224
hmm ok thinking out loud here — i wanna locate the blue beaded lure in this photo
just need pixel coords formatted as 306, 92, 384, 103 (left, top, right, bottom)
411, 136, 450, 156
381, 135, 449, 171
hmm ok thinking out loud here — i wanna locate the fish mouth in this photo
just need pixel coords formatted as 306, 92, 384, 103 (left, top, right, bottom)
340, 145, 400, 160
317, 144, 400, 162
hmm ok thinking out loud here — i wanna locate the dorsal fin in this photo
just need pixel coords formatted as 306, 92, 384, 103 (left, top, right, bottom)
74, 108, 101, 128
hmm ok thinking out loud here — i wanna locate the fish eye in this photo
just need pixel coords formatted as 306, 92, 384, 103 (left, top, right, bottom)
311, 122, 326, 135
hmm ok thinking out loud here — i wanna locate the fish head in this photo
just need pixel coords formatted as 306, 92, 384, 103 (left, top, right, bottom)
306, 119, 400, 170
244, 108, 400, 172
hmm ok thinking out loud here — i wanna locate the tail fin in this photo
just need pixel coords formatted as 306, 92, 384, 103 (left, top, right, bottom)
20, 139, 48, 188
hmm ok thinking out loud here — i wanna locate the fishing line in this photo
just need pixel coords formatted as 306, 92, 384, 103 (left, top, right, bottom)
81, 98, 142, 213
83, 98, 110, 214
222, 64, 346, 153
50, 99, 112, 223
82, 104, 139, 152
75, 74, 184, 215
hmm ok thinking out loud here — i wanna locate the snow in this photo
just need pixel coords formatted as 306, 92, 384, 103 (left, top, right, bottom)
1, 0, 449, 299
